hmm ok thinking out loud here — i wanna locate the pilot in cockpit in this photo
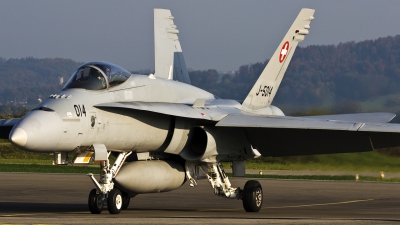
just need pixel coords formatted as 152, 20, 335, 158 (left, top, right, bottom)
64, 62, 130, 91
89, 68, 107, 89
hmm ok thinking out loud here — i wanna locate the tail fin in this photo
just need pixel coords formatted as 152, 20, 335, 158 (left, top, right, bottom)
154, 9, 191, 84
242, 8, 315, 110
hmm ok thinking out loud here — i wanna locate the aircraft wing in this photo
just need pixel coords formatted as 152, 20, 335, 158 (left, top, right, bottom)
218, 114, 366, 130
94, 101, 400, 157
95, 102, 228, 121
216, 114, 400, 157
304, 112, 395, 123
0, 118, 20, 139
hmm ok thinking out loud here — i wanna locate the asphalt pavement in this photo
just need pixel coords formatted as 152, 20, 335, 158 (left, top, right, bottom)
0, 172, 399, 224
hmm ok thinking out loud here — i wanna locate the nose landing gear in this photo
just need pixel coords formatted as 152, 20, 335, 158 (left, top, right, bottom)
86, 150, 132, 214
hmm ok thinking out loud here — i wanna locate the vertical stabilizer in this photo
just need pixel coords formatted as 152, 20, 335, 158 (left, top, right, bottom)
242, 8, 315, 110
154, 9, 191, 84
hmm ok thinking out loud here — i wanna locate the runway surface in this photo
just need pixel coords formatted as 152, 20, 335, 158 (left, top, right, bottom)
0, 172, 399, 224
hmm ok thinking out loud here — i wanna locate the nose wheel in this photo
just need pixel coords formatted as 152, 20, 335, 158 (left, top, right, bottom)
88, 189, 104, 214
88, 188, 130, 214
107, 189, 123, 214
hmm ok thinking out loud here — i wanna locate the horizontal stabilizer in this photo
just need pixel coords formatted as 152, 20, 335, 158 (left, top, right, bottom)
0, 118, 20, 139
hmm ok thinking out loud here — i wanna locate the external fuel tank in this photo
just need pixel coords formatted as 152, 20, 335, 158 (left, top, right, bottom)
114, 160, 186, 194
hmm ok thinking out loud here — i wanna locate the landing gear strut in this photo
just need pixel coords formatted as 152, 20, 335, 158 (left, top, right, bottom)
186, 161, 263, 212
86, 151, 132, 214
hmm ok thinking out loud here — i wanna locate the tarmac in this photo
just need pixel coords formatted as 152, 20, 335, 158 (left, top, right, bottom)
1, 172, 400, 224
225, 169, 400, 179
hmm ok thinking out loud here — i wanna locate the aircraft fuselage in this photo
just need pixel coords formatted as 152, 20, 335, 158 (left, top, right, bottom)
10, 74, 215, 153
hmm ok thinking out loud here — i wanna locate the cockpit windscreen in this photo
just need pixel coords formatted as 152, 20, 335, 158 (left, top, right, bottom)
63, 62, 131, 90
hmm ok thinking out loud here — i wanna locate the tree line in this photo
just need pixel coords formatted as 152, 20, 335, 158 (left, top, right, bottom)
1, 35, 400, 116
0, 57, 81, 106
190, 35, 400, 114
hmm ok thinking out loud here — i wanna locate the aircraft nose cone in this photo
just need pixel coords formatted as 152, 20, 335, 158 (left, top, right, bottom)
9, 110, 63, 152
9, 127, 28, 147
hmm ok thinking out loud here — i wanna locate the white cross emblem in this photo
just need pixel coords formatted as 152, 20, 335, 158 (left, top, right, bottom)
279, 41, 289, 63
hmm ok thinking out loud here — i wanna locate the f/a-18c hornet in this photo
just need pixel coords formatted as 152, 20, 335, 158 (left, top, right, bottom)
2, 8, 400, 214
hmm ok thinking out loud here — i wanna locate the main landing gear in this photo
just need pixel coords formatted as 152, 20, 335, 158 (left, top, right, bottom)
242, 180, 263, 212
87, 151, 132, 214
186, 162, 263, 212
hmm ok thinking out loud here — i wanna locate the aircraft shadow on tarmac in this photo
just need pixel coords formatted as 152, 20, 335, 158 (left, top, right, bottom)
0, 202, 230, 214
0, 202, 88, 213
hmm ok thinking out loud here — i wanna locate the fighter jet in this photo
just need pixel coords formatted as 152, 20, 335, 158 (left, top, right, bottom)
2, 8, 400, 214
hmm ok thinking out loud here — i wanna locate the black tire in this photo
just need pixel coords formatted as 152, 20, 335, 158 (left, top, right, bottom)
107, 189, 123, 214
121, 193, 131, 210
242, 180, 263, 212
88, 189, 103, 214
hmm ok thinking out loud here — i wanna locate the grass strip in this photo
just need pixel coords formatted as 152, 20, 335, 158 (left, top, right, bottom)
2, 140, 400, 172
228, 173, 400, 182
1, 164, 399, 183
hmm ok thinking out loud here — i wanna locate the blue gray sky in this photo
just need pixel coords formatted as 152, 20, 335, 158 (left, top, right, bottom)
1, 1, 400, 72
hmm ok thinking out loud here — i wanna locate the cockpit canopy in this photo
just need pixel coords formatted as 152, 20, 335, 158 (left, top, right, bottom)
63, 62, 131, 90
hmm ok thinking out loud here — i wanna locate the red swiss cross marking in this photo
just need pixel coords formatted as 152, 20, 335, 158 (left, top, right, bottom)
279, 41, 289, 63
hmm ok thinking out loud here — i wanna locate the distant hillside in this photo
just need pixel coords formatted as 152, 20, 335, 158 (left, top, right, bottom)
190, 35, 400, 113
278, 35, 400, 107
1, 35, 400, 116
0, 57, 81, 107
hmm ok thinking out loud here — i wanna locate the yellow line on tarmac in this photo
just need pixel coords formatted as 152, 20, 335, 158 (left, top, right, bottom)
0, 223, 26, 225
264, 199, 374, 209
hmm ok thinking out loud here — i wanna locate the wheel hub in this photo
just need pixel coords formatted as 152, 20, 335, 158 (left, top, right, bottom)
96, 195, 104, 208
115, 194, 122, 209
255, 188, 262, 207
